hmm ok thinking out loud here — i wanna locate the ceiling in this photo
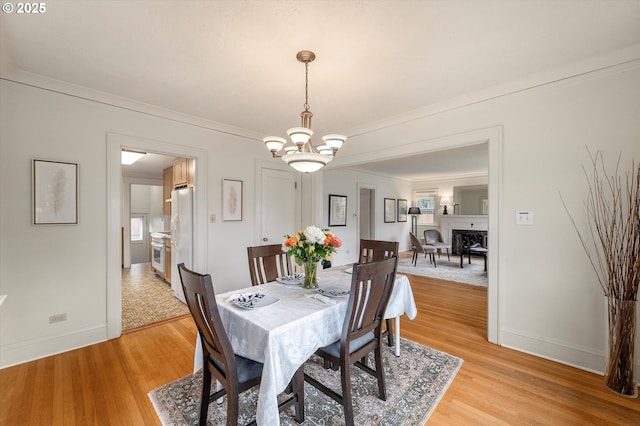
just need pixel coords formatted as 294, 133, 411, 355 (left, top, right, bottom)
2, 1, 639, 180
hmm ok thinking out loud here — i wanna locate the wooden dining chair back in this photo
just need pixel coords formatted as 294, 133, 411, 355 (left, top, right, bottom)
304, 256, 398, 426
358, 239, 399, 346
178, 263, 304, 426
247, 244, 292, 286
358, 239, 398, 264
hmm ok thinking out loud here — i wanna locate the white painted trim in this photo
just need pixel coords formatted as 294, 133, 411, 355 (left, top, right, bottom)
106, 133, 208, 340
356, 182, 378, 241
347, 46, 640, 138
502, 328, 605, 375
0, 325, 106, 369
327, 126, 502, 344
1, 69, 263, 141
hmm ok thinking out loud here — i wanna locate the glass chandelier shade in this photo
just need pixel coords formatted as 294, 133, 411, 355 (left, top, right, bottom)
264, 50, 346, 173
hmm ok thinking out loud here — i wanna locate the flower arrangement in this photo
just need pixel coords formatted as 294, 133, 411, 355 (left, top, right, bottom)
282, 226, 342, 288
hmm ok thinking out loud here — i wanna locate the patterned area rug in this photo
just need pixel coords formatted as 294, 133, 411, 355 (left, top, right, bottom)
149, 339, 462, 425
397, 255, 488, 287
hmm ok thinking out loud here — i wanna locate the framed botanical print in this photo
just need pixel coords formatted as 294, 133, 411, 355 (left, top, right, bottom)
384, 198, 396, 223
397, 199, 407, 222
33, 159, 78, 224
328, 194, 347, 226
222, 179, 243, 221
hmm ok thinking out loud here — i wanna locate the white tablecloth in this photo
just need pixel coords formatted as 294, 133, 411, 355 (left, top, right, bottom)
193, 266, 417, 426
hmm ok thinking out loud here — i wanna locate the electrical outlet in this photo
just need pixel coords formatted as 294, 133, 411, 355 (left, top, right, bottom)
49, 313, 67, 324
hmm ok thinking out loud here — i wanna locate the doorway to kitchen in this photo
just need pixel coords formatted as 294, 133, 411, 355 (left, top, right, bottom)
120, 155, 191, 332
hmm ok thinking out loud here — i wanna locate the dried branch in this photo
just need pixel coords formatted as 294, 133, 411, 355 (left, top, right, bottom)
561, 148, 640, 302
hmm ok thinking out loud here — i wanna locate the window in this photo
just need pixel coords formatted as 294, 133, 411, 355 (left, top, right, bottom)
130, 215, 145, 242
414, 190, 437, 225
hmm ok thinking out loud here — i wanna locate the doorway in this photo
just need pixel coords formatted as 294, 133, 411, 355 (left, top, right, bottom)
358, 186, 375, 240
107, 133, 208, 339
122, 170, 189, 332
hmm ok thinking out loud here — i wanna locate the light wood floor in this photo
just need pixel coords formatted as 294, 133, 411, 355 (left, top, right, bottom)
1, 270, 639, 425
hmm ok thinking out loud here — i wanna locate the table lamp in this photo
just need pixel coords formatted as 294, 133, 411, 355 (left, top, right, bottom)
408, 207, 421, 236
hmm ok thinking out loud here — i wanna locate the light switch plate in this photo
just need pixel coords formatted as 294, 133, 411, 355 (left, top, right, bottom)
515, 211, 534, 225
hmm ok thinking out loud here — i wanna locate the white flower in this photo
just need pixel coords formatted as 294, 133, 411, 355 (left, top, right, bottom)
303, 226, 326, 244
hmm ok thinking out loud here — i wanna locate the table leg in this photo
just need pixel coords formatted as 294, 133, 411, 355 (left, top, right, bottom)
394, 316, 401, 356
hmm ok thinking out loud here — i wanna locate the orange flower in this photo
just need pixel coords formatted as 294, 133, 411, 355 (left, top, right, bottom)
284, 236, 298, 248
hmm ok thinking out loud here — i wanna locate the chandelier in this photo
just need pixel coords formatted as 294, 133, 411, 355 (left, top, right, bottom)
263, 50, 346, 173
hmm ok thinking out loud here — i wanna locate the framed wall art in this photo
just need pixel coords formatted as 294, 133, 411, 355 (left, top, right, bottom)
222, 179, 243, 221
384, 198, 396, 223
33, 159, 78, 225
328, 194, 347, 226
397, 199, 407, 222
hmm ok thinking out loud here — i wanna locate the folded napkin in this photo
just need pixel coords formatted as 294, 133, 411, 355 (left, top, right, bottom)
304, 293, 336, 305
225, 292, 263, 303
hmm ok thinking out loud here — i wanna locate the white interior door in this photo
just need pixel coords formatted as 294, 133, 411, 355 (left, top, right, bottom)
261, 168, 299, 245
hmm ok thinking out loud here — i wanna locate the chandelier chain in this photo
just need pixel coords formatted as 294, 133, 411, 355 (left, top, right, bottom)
304, 62, 310, 112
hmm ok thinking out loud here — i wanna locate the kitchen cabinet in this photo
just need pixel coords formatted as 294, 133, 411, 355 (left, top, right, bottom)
163, 166, 173, 215
165, 239, 171, 282
173, 157, 194, 188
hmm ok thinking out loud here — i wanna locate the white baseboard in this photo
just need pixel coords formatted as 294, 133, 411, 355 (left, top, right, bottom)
0, 325, 107, 369
501, 328, 605, 375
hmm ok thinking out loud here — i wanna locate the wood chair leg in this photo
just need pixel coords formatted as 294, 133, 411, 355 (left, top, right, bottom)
374, 344, 387, 401
199, 369, 212, 426
341, 361, 355, 426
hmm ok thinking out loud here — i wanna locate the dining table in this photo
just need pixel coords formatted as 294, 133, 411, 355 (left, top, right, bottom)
192, 264, 417, 426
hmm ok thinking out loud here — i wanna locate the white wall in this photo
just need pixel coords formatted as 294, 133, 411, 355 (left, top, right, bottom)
0, 78, 269, 367
412, 175, 489, 237
322, 168, 413, 266
330, 63, 640, 373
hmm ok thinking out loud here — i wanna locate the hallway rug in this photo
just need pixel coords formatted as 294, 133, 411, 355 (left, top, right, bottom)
397, 255, 488, 287
149, 338, 462, 425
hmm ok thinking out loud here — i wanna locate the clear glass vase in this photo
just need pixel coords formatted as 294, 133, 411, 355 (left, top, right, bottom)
303, 261, 319, 289
605, 297, 638, 398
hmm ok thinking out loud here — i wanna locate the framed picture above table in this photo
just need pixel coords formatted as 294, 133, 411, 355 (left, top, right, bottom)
328, 194, 347, 226
384, 198, 396, 223
397, 199, 407, 222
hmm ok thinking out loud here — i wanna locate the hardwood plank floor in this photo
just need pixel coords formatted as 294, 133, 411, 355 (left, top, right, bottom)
1, 271, 639, 425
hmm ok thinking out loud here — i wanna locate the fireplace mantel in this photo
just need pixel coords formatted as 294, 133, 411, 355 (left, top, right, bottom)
439, 215, 488, 244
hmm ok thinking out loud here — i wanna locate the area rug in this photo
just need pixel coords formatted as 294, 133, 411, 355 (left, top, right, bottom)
148, 338, 462, 425
396, 256, 488, 287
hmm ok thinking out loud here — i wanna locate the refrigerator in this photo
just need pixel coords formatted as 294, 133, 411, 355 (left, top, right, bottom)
170, 187, 193, 304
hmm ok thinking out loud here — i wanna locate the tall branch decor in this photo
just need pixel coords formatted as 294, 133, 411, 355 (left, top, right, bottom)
562, 149, 640, 397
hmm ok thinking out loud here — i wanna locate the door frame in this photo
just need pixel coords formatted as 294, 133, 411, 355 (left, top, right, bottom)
106, 132, 208, 339
357, 183, 376, 242
328, 126, 502, 344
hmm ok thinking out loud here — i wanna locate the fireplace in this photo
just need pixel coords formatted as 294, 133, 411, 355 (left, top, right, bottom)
451, 229, 487, 255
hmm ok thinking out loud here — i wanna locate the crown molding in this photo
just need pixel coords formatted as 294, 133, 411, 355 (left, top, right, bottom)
0, 68, 263, 141
345, 44, 640, 138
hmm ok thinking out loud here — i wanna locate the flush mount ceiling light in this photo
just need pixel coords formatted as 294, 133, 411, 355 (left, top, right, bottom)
263, 50, 347, 173
121, 149, 146, 165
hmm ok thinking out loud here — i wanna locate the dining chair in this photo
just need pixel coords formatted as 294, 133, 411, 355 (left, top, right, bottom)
178, 263, 304, 426
409, 232, 437, 267
424, 229, 452, 261
358, 239, 398, 346
304, 256, 398, 426
247, 244, 293, 286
